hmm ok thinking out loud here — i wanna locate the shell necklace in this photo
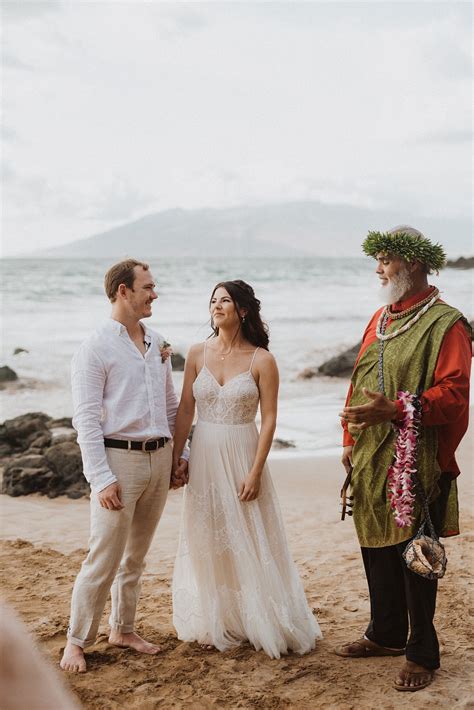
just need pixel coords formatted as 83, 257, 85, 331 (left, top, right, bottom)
388, 288, 439, 320
376, 292, 440, 342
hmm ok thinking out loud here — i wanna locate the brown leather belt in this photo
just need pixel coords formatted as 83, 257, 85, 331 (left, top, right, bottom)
104, 437, 169, 452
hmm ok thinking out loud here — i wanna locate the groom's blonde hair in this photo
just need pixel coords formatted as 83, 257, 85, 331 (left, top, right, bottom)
104, 259, 150, 302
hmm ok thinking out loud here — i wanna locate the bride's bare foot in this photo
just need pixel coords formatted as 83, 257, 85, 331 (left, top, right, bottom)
108, 630, 161, 654
60, 641, 87, 673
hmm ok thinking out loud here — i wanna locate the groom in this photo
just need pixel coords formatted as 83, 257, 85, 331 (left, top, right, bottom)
61, 258, 188, 673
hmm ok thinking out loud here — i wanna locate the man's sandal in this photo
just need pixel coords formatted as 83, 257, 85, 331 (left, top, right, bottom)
394, 666, 434, 692
334, 638, 405, 658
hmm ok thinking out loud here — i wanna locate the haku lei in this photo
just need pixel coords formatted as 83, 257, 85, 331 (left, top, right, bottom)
387, 391, 422, 528
362, 230, 446, 273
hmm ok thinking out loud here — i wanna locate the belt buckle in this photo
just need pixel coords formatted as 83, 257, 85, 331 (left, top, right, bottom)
142, 437, 156, 452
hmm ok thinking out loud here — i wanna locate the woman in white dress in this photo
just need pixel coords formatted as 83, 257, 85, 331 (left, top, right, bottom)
172, 280, 321, 658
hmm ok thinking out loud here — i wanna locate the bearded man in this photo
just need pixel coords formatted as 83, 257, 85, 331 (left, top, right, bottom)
336, 226, 471, 692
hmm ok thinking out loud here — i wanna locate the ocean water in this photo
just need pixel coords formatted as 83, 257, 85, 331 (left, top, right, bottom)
1, 257, 472, 454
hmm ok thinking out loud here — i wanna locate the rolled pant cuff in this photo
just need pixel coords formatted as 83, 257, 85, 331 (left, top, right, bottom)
109, 621, 134, 633
67, 633, 91, 649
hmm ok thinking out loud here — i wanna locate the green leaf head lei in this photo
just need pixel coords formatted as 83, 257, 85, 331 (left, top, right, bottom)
362, 226, 446, 274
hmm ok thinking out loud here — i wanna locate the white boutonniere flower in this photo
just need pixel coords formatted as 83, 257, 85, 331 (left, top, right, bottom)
160, 340, 173, 363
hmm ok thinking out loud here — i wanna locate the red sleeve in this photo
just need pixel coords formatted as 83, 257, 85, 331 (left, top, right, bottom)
420, 320, 472, 426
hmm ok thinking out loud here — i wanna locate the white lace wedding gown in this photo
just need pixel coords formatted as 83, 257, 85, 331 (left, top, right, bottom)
172, 346, 321, 659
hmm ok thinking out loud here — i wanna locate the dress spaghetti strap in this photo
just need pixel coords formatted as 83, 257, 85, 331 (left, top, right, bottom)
249, 347, 259, 372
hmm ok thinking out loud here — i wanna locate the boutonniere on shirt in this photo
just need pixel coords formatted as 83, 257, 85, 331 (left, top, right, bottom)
160, 340, 173, 363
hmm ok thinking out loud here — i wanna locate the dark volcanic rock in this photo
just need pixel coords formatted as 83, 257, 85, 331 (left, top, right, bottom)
0, 413, 52, 453
13, 347, 29, 355
0, 366, 18, 382
2, 465, 55, 497
44, 442, 84, 485
8, 454, 48, 469
317, 342, 361, 378
3, 440, 87, 498
297, 367, 319, 380
0, 411, 88, 498
446, 256, 474, 269
171, 352, 185, 371
50, 417, 73, 428
272, 438, 296, 449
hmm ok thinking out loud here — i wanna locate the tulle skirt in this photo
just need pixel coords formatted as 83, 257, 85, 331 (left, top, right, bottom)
172, 419, 322, 659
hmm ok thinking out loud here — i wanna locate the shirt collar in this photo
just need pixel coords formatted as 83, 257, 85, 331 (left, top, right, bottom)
105, 318, 127, 335
105, 318, 151, 342
391, 285, 436, 312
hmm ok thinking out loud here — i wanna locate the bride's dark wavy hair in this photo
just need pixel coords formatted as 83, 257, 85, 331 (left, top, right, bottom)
209, 280, 270, 350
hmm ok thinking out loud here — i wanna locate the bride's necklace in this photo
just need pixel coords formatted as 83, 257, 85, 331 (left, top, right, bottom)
218, 346, 233, 361
376, 291, 440, 341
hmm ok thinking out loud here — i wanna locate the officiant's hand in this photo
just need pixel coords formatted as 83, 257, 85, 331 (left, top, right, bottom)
339, 388, 398, 431
341, 446, 353, 474
239, 470, 261, 502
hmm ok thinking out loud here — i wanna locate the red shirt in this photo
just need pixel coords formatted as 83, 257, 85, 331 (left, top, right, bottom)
342, 286, 472, 476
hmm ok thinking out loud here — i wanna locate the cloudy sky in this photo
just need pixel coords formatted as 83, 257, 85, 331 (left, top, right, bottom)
1, 0, 472, 256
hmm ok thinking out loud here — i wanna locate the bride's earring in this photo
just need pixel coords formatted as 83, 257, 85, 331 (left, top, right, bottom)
241, 316, 246, 324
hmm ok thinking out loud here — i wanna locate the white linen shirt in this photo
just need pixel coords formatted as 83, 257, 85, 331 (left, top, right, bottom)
71, 318, 185, 493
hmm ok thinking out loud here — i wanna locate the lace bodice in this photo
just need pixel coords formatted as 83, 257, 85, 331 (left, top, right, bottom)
193, 362, 259, 425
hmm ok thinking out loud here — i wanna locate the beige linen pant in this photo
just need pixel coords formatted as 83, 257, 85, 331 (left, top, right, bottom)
68, 443, 172, 648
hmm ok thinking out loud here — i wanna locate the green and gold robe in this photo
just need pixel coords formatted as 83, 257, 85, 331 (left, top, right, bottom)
349, 302, 463, 548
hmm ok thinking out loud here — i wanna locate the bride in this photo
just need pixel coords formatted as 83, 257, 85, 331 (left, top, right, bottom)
172, 280, 321, 658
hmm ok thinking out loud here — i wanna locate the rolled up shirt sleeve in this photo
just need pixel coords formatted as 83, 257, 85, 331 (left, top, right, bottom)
71, 345, 117, 493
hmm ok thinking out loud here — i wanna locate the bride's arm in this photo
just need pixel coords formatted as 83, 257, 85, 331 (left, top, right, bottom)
239, 352, 279, 502
173, 345, 199, 473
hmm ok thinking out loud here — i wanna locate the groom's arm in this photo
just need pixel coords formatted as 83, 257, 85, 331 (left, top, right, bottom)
71, 344, 117, 493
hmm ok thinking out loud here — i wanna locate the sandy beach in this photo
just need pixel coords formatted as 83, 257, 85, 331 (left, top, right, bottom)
0, 428, 472, 710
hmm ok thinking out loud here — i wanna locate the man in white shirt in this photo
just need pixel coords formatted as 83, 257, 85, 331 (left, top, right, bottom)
60, 259, 188, 673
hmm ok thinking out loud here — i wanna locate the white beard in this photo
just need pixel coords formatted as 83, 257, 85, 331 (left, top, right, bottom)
378, 266, 413, 305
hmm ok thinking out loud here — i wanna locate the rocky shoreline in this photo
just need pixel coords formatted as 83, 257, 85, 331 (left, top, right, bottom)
0, 413, 87, 499
446, 256, 474, 269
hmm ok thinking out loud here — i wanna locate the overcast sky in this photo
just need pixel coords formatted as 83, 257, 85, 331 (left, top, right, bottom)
1, 0, 472, 256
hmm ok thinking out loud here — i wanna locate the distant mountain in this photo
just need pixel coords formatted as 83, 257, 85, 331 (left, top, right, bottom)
33, 201, 472, 258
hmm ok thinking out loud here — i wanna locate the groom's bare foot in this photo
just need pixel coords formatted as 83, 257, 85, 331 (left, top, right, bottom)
108, 630, 161, 654
60, 641, 87, 673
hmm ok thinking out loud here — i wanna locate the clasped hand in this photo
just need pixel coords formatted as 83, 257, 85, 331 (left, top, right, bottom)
339, 387, 398, 432
170, 458, 189, 489
239, 470, 261, 502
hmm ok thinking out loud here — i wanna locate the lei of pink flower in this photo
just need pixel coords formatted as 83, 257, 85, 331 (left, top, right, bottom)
387, 391, 421, 528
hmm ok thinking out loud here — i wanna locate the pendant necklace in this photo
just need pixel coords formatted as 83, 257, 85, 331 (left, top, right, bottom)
219, 345, 233, 361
